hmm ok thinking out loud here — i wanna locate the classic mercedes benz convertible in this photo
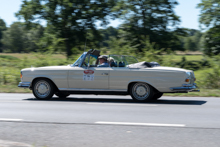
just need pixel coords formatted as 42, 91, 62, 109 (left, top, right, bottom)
18, 49, 199, 102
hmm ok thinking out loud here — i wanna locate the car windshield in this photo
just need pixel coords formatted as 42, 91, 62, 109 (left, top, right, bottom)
109, 55, 138, 66
71, 52, 87, 67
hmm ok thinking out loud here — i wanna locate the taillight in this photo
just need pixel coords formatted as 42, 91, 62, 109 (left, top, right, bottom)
20, 72, 22, 79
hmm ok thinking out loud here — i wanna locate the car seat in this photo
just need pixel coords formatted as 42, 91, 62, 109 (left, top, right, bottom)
118, 61, 125, 67
111, 61, 117, 67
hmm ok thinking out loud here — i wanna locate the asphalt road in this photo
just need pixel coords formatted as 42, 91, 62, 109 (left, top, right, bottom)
0, 93, 220, 147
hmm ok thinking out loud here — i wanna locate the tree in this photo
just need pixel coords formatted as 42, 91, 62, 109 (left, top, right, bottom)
203, 26, 220, 56
184, 38, 196, 51
0, 18, 7, 52
2, 22, 25, 53
197, 0, 220, 55
181, 29, 202, 51
99, 26, 119, 48
23, 24, 44, 52
197, 0, 220, 28
115, 0, 181, 52
16, 0, 117, 58
1, 22, 44, 53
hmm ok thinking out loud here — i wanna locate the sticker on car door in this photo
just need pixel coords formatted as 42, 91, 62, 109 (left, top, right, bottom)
83, 70, 94, 81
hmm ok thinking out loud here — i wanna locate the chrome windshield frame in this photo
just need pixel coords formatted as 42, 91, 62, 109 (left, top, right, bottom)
71, 52, 88, 67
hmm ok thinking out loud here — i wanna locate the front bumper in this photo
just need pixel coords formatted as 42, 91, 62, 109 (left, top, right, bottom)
170, 83, 200, 92
18, 82, 31, 88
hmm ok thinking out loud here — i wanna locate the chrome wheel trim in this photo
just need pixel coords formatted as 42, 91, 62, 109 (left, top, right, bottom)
132, 83, 150, 100
34, 80, 51, 99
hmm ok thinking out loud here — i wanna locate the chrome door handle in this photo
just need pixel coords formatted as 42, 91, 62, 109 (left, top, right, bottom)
102, 73, 108, 75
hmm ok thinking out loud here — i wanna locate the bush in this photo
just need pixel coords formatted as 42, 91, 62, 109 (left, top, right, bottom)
175, 57, 211, 71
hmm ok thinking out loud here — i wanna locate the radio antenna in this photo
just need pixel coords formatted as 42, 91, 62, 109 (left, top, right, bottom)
84, 31, 87, 52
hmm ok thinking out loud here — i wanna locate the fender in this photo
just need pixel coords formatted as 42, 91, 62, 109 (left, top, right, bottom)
127, 79, 159, 91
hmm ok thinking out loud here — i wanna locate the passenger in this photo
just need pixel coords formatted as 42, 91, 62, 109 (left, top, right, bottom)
108, 57, 114, 67
98, 55, 109, 67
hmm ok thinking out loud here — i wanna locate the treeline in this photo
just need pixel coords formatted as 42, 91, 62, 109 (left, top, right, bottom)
0, 0, 218, 57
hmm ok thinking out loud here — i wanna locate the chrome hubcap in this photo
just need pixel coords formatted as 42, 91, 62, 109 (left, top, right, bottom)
132, 83, 150, 100
34, 80, 50, 98
136, 86, 147, 96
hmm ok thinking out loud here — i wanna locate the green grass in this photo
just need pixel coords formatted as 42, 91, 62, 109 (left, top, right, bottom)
164, 89, 220, 97
0, 53, 66, 59
0, 85, 31, 93
163, 54, 204, 62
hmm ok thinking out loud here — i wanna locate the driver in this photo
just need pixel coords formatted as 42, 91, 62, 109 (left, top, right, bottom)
98, 55, 109, 67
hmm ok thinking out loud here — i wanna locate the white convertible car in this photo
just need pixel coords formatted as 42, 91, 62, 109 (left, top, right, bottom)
18, 49, 199, 102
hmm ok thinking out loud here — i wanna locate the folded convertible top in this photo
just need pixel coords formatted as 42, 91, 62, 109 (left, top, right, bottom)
128, 61, 160, 68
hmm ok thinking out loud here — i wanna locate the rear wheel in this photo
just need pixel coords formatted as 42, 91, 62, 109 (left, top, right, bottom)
55, 92, 70, 99
153, 92, 163, 100
130, 82, 154, 102
32, 79, 55, 100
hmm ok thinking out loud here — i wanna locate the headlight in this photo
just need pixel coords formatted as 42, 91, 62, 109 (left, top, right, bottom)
185, 72, 191, 82
186, 72, 191, 78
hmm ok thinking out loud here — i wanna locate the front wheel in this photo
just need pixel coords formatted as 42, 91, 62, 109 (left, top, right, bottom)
32, 79, 55, 100
130, 82, 154, 102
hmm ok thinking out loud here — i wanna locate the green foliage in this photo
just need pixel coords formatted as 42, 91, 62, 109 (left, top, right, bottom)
107, 36, 136, 55
198, 56, 220, 89
0, 55, 19, 60
184, 38, 196, 51
197, 0, 220, 28
197, 0, 220, 56
137, 37, 164, 63
0, 18, 7, 52
203, 68, 220, 89
99, 27, 119, 48
115, 0, 182, 52
16, 0, 117, 58
180, 29, 203, 51
0, 53, 72, 86
1, 22, 44, 53
202, 26, 220, 56
175, 56, 211, 71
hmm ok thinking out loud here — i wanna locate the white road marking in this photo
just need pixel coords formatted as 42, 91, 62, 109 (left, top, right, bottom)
0, 118, 23, 121
0, 101, 31, 103
95, 121, 185, 127
0, 140, 32, 147
87, 103, 157, 106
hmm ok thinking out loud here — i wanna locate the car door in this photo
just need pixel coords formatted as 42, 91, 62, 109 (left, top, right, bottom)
109, 67, 131, 90
68, 66, 109, 90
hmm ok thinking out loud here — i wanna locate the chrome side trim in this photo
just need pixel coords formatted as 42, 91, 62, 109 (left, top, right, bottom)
59, 88, 127, 92
18, 82, 31, 88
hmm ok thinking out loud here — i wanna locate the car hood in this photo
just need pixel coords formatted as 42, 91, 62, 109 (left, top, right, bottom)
151, 66, 191, 72
22, 65, 71, 71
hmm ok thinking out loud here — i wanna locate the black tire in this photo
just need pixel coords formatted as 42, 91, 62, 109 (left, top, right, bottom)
32, 79, 55, 100
130, 82, 154, 102
152, 92, 163, 100
55, 92, 70, 98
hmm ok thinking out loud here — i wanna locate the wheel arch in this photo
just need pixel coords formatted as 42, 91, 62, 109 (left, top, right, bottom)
30, 77, 59, 92
127, 80, 159, 94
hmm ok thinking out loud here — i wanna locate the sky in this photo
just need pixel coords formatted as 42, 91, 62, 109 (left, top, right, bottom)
0, 0, 202, 30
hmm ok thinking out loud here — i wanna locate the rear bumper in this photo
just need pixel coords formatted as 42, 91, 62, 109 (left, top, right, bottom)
170, 83, 200, 92
18, 82, 31, 88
